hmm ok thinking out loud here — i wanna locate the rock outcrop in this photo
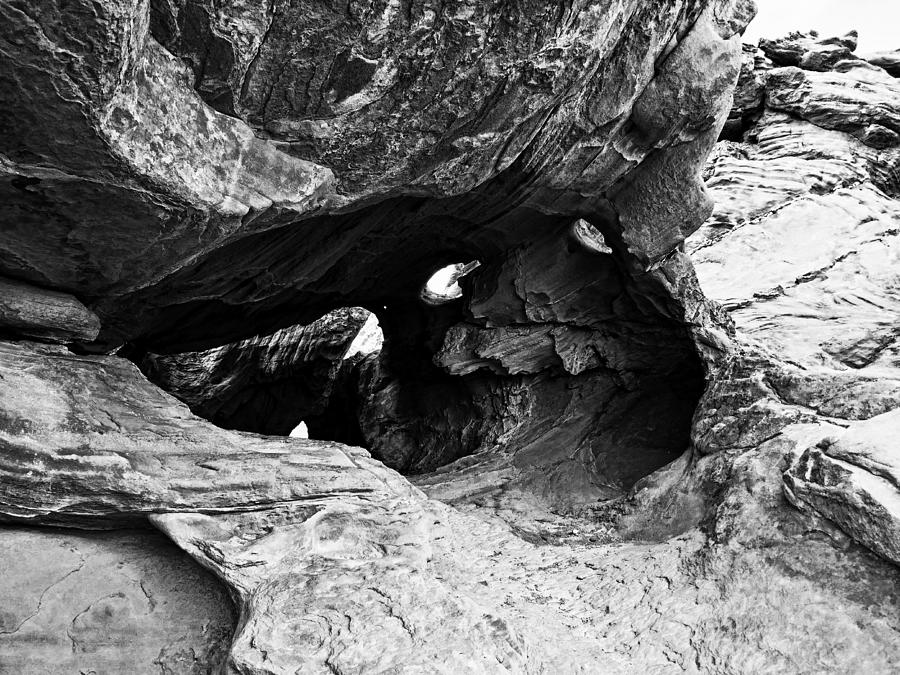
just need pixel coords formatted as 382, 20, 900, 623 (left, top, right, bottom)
864, 50, 900, 78
0, 340, 533, 671
785, 409, 900, 566
3, 1, 900, 672
1, 0, 748, 353
688, 30, 900, 574
2, 339, 899, 674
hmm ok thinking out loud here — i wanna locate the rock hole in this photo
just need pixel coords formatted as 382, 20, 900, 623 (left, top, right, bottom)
571, 219, 613, 254
421, 261, 481, 305
139, 307, 383, 441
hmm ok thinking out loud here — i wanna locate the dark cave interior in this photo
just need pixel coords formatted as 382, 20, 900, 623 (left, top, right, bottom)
137, 209, 707, 511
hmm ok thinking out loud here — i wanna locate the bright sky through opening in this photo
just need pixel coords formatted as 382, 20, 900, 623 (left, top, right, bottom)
743, 0, 898, 53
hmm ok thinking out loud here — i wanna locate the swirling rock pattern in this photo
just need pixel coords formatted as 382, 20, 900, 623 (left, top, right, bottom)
2, 0, 747, 352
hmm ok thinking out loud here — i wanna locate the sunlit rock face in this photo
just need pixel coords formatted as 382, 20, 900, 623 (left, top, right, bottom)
4, 1, 900, 673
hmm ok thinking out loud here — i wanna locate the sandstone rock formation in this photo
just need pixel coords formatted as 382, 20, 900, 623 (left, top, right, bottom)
1, 0, 749, 353
0, 277, 100, 343
864, 50, 900, 78
2, 1, 900, 672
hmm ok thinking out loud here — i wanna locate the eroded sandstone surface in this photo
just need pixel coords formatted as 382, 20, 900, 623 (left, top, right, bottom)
0, 527, 235, 673
1, 1, 900, 673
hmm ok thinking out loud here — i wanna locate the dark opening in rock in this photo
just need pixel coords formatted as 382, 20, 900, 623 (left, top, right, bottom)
138, 216, 706, 514
139, 307, 380, 438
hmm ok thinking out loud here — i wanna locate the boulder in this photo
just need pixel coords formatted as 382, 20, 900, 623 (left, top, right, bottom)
785, 410, 900, 566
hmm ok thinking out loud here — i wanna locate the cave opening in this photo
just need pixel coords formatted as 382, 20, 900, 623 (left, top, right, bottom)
137, 207, 707, 515
421, 261, 483, 305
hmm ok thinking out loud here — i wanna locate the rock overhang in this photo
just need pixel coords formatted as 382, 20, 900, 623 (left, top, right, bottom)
2, 0, 754, 355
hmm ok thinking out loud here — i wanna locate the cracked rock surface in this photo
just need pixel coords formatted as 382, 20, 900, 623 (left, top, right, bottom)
0, 527, 234, 674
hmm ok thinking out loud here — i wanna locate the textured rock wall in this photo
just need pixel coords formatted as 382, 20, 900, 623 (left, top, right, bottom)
682, 30, 900, 570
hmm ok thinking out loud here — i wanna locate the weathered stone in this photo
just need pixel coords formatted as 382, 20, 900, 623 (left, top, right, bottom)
1, 0, 748, 352
688, 30, 900, 578
691, 56, 900, 373
765, 65, 900, 145
759, 30, 859, 70
0, 527, 234, 673
0, 277, 100, 343
5, 4, 900, 673
863, 50, 900, 77
720, 44, 770, 139
0, 339, 413, 524
3, 335, 900, 675
0, 338, 534, 672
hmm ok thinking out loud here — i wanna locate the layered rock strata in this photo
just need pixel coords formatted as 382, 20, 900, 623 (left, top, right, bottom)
2, 338, 899, 674
687, 30, 900, 568
2, 0, 749, 353
0, 276, 100, 343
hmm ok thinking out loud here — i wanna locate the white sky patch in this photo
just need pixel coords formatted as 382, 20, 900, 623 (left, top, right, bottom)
344, 312, 384, 358
744, 0, 899, 53
289, 421, 309, 438
426, 264, 461, 298
423, 261, 481, 303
